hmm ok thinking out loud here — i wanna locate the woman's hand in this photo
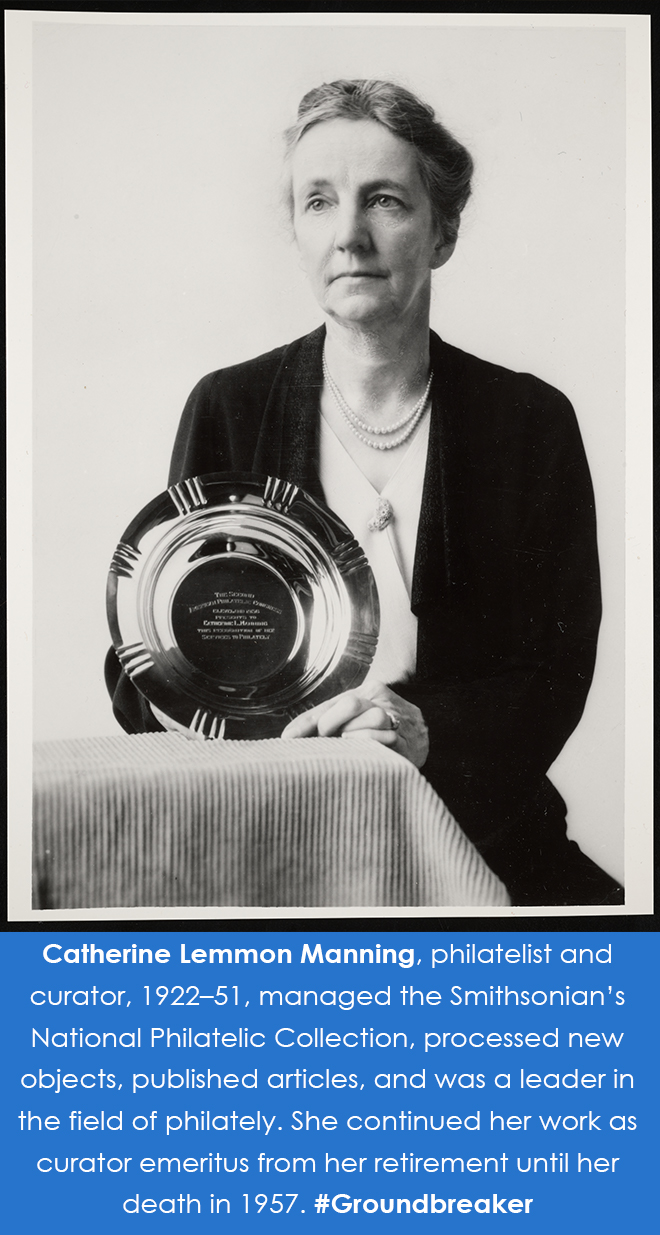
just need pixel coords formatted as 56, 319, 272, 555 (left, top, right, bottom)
281, 678, 429, 769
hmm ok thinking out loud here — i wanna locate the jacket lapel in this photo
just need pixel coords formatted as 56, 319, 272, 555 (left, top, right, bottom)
410, 331, 455, 612
253, 325, 326, 502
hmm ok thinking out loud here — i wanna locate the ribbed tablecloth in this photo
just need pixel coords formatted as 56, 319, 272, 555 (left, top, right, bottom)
33, 733, 509, 909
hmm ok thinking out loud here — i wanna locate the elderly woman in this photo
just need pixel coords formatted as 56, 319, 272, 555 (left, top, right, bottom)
106, 79, 623, 907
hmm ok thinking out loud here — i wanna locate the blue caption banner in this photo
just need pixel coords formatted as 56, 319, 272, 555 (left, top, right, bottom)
1, 931, 656, 1232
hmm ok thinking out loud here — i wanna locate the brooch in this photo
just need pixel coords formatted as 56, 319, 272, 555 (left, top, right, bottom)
367, 497, 394, 533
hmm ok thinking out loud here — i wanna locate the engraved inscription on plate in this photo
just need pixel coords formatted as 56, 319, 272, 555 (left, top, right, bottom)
170, 558, 299, 684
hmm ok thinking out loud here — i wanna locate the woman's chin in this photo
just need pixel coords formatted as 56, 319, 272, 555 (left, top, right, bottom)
324, 294, 395, 329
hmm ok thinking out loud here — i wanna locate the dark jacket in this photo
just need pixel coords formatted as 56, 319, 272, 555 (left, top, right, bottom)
107, 326, 621, 905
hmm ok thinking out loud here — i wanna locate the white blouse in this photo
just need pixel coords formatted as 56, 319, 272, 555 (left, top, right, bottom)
319, 412, 430, 685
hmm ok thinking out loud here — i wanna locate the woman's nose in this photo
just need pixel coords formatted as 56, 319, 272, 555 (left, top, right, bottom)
334, 201, 371, 252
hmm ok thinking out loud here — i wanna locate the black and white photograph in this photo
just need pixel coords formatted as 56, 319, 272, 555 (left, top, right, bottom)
7, 13, 651, 918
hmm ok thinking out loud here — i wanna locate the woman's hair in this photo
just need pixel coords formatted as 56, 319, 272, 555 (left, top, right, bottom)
284, 79, 473, 245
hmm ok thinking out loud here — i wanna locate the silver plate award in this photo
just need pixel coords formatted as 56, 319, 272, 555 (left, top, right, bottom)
107, 473, 380, 738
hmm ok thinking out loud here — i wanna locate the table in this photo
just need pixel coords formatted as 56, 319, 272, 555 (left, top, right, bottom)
33, 733, 509, 909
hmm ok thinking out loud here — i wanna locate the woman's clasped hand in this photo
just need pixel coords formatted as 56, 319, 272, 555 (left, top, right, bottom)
281, 679, 429, 769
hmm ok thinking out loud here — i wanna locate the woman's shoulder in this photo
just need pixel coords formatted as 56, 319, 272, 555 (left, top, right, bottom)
168, 328, 324, 485
431, 334, 588, 483
432, 332, 574, 418
187, 327, 323, 409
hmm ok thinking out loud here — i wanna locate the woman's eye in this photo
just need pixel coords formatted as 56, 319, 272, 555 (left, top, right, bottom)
371, 195, 402, 209
306, 197, 328, 212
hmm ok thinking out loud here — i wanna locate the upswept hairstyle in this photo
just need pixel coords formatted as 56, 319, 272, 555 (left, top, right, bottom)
284, 79, 473, 245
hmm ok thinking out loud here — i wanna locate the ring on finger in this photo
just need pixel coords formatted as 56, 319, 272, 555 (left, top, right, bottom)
385, 710, 401, 732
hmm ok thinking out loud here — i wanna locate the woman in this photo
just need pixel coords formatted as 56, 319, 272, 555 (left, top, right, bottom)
107, 79, 623, 907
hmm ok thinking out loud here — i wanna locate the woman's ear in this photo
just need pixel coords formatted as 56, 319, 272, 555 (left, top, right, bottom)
431, 237, 456, 270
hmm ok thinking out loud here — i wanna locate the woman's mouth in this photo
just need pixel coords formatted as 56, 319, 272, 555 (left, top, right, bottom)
332, 271, 386, 282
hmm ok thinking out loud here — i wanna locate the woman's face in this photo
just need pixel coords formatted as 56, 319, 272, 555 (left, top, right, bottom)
291, 118, 450, 330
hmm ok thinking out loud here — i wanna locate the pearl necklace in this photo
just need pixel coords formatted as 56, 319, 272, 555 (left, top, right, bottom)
323, 357, 433, 452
